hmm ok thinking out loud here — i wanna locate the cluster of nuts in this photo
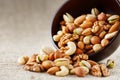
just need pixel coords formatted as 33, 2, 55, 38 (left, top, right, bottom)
17, 8, 118, 77
53, 8, 120, 55
18, 46, 115, 77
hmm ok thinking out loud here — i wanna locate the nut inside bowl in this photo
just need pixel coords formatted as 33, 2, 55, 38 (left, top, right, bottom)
51, 0, 120, 61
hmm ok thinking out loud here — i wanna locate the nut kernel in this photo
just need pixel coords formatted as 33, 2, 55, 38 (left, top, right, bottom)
93, 44, 102, 52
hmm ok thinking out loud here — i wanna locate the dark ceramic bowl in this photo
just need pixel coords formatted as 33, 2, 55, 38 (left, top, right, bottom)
51, 0, 120, 61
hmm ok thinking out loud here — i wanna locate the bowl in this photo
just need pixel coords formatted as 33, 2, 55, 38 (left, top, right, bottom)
51, 0, 120, 61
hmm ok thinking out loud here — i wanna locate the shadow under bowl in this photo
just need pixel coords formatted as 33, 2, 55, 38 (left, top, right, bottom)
51, 0, 120, 61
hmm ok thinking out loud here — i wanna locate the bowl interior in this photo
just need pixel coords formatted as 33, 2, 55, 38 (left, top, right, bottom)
51, 0, 120, 61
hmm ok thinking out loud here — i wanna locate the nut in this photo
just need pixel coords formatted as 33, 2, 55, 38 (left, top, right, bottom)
91, 65, 102, 77
98, 12, 107, 21
104, 31, 118, 40
77, 41, 85, 49
54, 50, 64, 59
74, 15, 86, 25
27, 54, 38, 63
67, 23, 76, 32
85, 45, 93, 50
90, 36, 101, 44
80, 20, 93, 28
107, 59, 115, 69
81, 28, 92, 35
83, 35, 92, 44
62, 26, 69, 33
70, 68, 75, 75
36, 55, 41, 63
107, 15, 119, 24
79, 60, 91, 69
87, 60, 98, 67
75, 48, 83, 54
93, 44, 102, 52
65, 41, 76, 55
91, 8, 99, 16
63, 13, 74, 23
101, 39, 109, 47
75, 66, 89, 77
42, 60, 54, 70
91, 25, 100, 33
100, 64, 110, 77
73, 28, 83, 35
42, 46, 55, 55
99, 31, 106, 39
39, 54, 48, 61
86, 14, 97, 22
47, 66, 60, 75
17, 56, 29, 65
109, 21, 120, 33
55, 66, 69, 77
54, 58, 70, 66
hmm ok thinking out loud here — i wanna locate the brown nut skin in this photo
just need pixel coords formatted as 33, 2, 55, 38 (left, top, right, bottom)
87, 60, 98, 67
47, 66, 60, 75
75, 67, 89, 77
75, 48, 83, 55
90, 36, 101, 44
82, 28, 92, 36
109, 21, 120, 33
77, 41, 85, 49
98, 12, 107, 21
42, 60, 53, 70
80, 21, 93, 29
74, 15, 86, 26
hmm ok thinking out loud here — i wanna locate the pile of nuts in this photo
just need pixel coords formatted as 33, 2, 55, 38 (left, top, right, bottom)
17, 8, 118, 77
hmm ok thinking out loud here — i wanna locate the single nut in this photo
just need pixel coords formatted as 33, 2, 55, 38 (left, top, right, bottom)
101, 39, 109, 47
48, 52, 54, 61
47, 66, 60, 75
27, 54, 38, 63
80, 20, 93, 28
86, 14, 97, 22
42, 60, 54, 70
62, 26, 69, 33
73, 28, 83, 35
93, 44, 102, 52
75, 48, 83, 54
99, 31, 106, 39
55, 66, 69, 77
90, 36, 101, 44
87, 60, 98, 67
63, 13, 74, 23
79, 60, 91, 69
67, 23, 76, 32
79, 36, 84, 41
74, 15, 86, 25
70, 68, 75, 75
98, 12, 107, 21
104, 31, 118, 40
39, 54, 48, 61
54, 58, 70, 66
91, 25, 100, 33
109, 21, 120, 33
77, 41, 85, 49
54, 50, 64, 59
91, 65, 102, 77
75, 66, 89, 77
104, 25, 111, 30
91, 8, 99, 16
42, 46, 55, 55
83, 35, 92, 44
81, 28, 92, 36
107, 15, 119, 24
17, 56, 29, 65
107, 59, 115, 69
86, 49, 94, 55
85, 45, 93, 50
53, 35, 61, 42
36, 55, 41, 63
65, 41, 76, 55
100, 64, 110, 77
